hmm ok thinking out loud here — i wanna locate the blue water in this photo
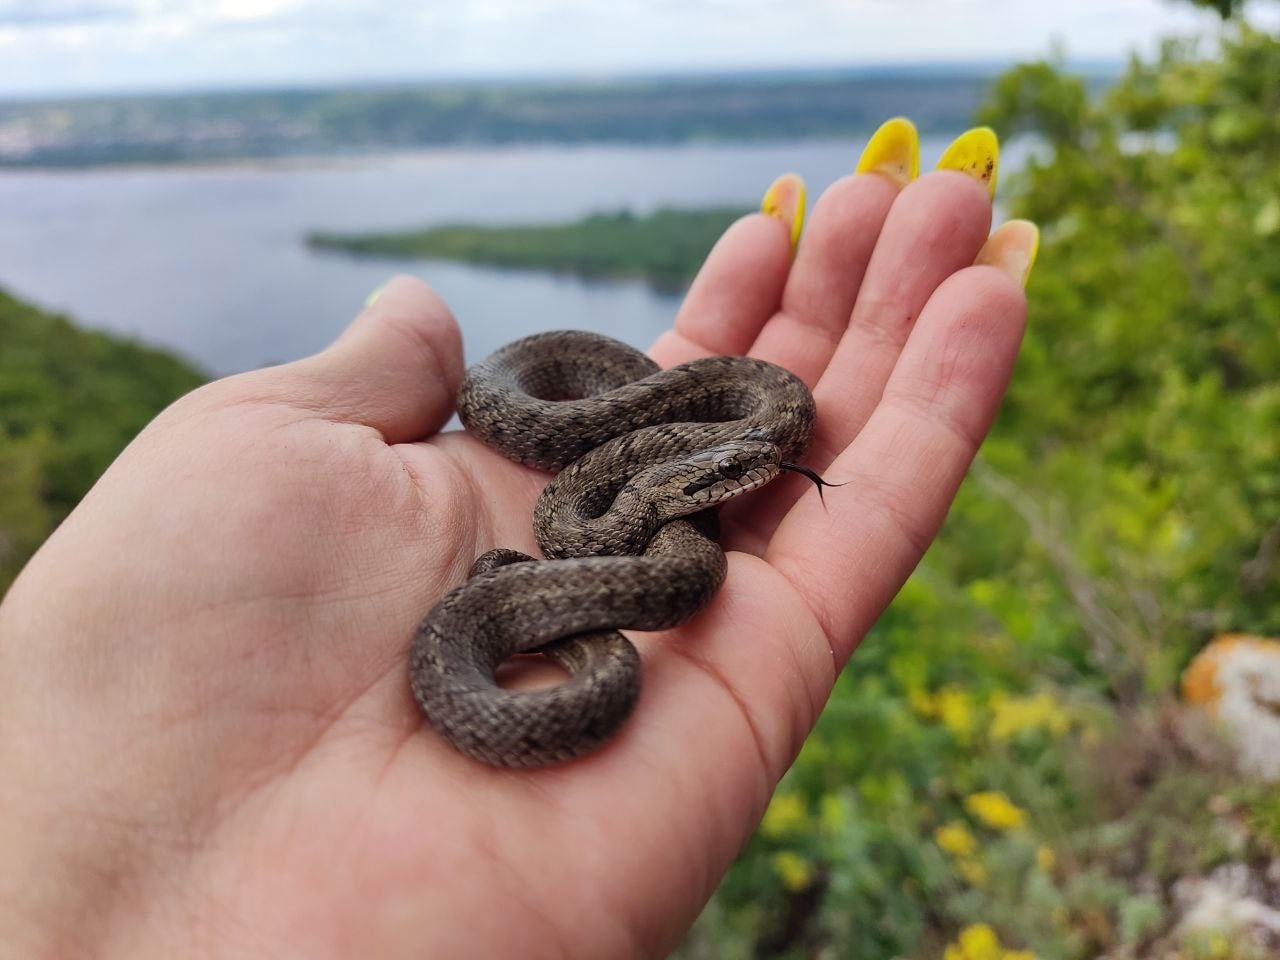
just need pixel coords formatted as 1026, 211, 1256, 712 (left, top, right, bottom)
0, 137, 975, 375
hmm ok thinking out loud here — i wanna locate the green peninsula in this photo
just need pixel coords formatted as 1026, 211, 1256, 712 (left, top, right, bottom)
307, 207, 748, 288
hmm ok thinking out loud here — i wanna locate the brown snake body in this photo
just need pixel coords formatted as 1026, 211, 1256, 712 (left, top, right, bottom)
409, 330, 816, 767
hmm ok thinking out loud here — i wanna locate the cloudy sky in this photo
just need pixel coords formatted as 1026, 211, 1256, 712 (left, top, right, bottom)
0, 0, 1263, 98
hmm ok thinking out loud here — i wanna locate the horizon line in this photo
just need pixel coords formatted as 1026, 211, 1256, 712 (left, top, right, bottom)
0, 56, 1124, 105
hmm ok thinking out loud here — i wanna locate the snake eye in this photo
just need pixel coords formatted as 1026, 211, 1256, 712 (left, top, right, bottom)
719, 458, 744, 480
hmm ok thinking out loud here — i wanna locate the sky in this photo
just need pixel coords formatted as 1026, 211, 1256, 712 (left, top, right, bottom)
0, 0, 1266, 98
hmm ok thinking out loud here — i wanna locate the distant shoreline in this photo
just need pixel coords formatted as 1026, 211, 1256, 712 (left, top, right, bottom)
0, 68, 1059, 171
0, 135, 974, 177
0, 136, 864, 176
0, 59, 1125, 105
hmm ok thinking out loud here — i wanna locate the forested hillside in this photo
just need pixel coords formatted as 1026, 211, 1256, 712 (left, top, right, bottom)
0, 291, 205, 590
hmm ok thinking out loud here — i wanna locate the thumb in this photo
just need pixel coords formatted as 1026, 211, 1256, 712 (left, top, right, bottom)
288, 275, 464, 443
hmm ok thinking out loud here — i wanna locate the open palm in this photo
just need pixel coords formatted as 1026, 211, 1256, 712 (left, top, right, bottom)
0, 169, 1027, 958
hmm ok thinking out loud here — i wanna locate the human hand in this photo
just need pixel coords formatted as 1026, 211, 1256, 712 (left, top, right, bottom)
0, 129, 1032, 958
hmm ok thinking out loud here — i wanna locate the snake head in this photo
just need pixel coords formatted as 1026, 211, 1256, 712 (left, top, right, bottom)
647, 439, 784, 513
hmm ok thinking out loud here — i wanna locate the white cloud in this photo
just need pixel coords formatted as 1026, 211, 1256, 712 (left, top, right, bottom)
0, 0, 134, 27
0, 0, 1241, 97
213, 0, 302, 23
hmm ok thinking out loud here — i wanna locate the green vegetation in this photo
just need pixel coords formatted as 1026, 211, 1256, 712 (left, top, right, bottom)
677, 20, 1280, 960
0, 290, 205, 591
0, 69, 1013, 168
309, 208, 748, 289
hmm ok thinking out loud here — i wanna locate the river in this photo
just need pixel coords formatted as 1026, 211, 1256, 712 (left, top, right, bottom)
0, 137, 979, 375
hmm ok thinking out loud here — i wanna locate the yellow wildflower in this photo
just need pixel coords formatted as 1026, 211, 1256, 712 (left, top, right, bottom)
910, 687, 939, 718
989, 691, 1070, 740
935, 821, 978, 857
1036, 845, 1056, 872
942, 922, 1038, 960
943, 923, 1000, 960
771, 851, 812, 891
956, 857, 988, 887
937, 686, 977, 742
760, 792, 807, 839
910, 685, 979, 741
966, 791, 1027, 830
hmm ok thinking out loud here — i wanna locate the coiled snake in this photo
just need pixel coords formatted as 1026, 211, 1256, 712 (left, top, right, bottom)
409, 330, 819, 767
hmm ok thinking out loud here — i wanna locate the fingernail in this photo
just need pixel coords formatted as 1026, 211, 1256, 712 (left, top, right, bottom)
364, 285, 385, 309
975, 219, 1039, 287
936, 126, 1000, 198
855, 116, 919, 188
761, 172, 806, 253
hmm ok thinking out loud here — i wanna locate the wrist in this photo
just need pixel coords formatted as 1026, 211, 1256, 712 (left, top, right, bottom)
0, 581, 167, 957
0, 758, 128, 956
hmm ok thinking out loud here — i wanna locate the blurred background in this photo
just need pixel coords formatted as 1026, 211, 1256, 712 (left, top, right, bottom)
2, 2, 1278, 957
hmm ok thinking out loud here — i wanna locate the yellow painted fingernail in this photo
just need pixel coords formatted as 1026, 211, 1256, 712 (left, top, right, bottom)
761, 172, 806, 253
855, 116, 919, 188
364, 285, 385, 308
975, 219, 1039, 287
936, 126, 1000, 198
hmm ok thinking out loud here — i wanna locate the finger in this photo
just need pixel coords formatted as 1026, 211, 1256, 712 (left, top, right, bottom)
975, 218, 1040, 287
807, 170, 994, 467
767, 264, 1027, 658
286, 275, 464, 443
747, 119, 915, 385
649, 202, 794, 368
722, 171, 993, 554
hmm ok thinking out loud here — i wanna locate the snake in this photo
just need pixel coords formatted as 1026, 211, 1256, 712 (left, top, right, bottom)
408, 330, 820, 767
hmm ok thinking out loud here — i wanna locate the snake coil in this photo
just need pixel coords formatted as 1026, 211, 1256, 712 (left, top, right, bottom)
409, 331, 816, 767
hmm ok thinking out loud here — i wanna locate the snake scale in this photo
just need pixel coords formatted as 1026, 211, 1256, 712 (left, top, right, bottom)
409, 330, 817, 767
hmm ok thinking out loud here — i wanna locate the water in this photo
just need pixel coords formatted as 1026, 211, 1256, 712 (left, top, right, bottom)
0, 138, 968, 375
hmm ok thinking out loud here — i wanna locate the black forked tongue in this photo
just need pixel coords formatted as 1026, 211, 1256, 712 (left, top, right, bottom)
779, 462, 846, 507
